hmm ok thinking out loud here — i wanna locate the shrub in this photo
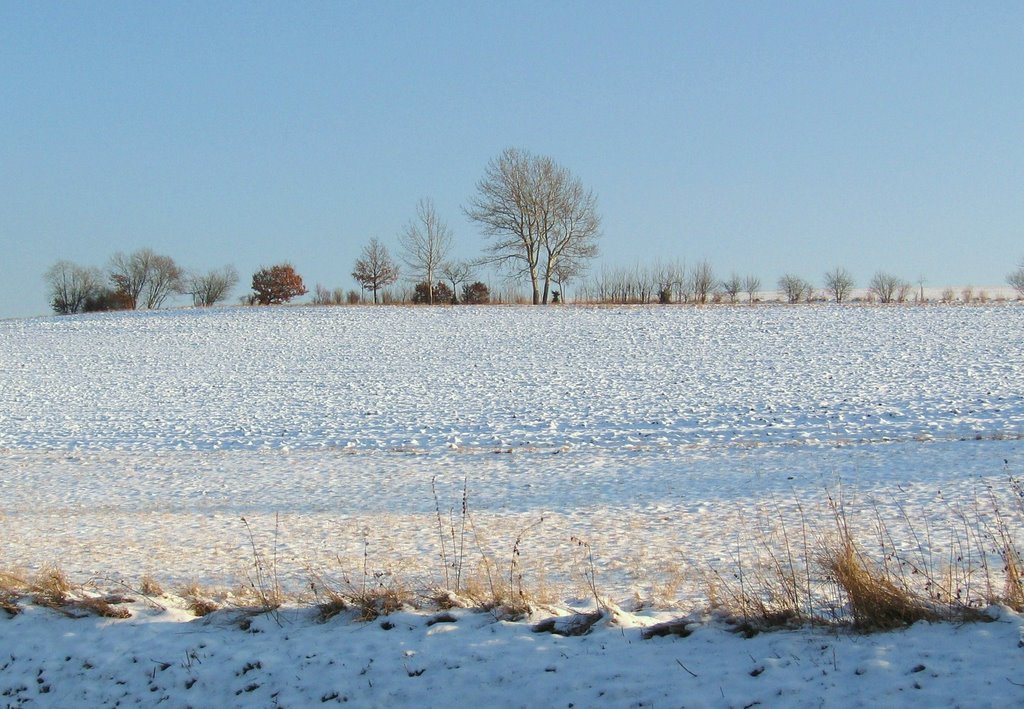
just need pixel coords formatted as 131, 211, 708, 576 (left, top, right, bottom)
461, 281, 490, 305
83, 287, 133, 312
412, 281, 454, 304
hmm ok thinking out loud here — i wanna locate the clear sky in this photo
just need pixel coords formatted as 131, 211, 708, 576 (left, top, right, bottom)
2, 1, 1021, 318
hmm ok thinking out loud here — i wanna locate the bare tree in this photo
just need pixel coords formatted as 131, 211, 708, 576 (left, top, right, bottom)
742, 274, 761, 304
109, 250, 152, 309
1007, 260, 1024, 299
778, 274, 811, 304
141, 253, 183, 309
352, 238, 400, 304
895, 281, 912, 303
823, 267, 855, 304
109, 248, 182, 309
689, 260, 716, 304
718, 273, 742, 304
186, 265, 239, 307
465, 147, 600, 304
44, 260, 103, 314
917, 274, 933, 301
398, 198, 453, 304
868, 271, 905, 304
551, 256, 589, 303
440, 260, 473, 304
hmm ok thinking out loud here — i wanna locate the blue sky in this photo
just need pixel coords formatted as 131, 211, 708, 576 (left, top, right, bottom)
2, 1, 1021, 317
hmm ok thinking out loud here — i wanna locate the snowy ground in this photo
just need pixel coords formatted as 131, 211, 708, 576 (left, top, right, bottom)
2, 601, 1023, 708
1, 304, 1023, 706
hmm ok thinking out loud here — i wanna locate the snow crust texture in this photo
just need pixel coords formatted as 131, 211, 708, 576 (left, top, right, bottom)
2, 305, 1020, 452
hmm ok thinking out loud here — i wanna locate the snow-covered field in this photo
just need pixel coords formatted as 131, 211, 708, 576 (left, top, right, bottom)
2, 304, 1023, 706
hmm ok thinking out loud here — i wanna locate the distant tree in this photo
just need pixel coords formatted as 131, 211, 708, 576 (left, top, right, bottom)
251, 263, 307, 305
398, 198, 453, 304
440, 260, 473, 304
44, 260, 104, 315
823, 267, 855, 304
412, 281, 453, 304
742, 274, 761, 304
719, 273, 742, 304
466, 147, 600, 304
461, 281, 491, 305
895, 281, 912, 303
868, 271, 905, 304
1007, 260, 1024, 299
352, 238, 399, 304
684, 260, 716, 305
689, 260, 715, 304
141, 254, 184, 309
108, 251, 148, 310
778, 274, 811, 304
551, 257, 589, 304
108, 248, 182, 310
185, 265, 238, 307
312, 283, 348, 306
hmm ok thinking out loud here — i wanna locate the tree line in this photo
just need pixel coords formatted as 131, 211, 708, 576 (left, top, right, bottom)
44, 147, 1024, 314
45, 250, 240, 315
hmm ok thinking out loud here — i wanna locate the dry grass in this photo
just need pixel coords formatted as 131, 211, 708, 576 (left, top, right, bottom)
30, 566, 72, 609
140, 575, 164, 597
819, 538, 938, 631
179, 582, 221, 617
308, 567, 414, 622
0, 570, 27, 616
75, 595, 132, 619
2, 477, 1021, 635
693, 478, 1024, 633
349, 585, 414, 622
0, 566, 135, 619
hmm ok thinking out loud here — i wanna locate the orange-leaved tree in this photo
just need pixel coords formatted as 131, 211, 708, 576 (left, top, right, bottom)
251, 263, 307, 305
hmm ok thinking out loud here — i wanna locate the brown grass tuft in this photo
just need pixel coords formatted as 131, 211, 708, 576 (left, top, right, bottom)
819, 538, 938, 631
140, 575, 164, 597
31, 566, 72, 609
180, 582, 220, 617
76, 595, 132, 619
349, 586, 413, 622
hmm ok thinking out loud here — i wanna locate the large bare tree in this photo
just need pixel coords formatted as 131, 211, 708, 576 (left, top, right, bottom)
465, 148, 600, 304
352, 238, 399, 304
398, 198, 453, 304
